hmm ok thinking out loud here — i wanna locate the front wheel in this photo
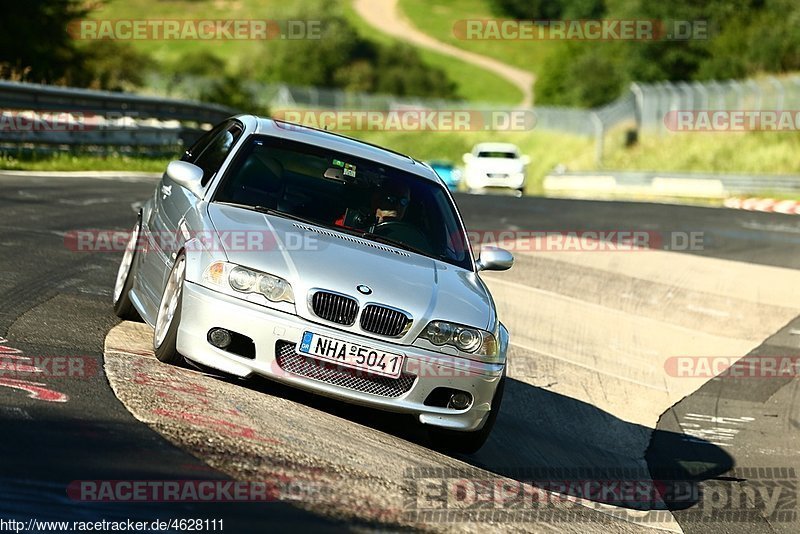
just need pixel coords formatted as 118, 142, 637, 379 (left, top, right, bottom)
428, 369, 506, 454
113, 220, 142, 321
153, 253, 186, 365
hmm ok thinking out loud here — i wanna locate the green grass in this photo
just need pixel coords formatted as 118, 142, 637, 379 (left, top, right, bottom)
86, 0, 522, 104
0, 153, 169, 172
341, 2, 521, 104
398, 0, 553, 78
572, 128, 800, 175
84, 0, 294, 71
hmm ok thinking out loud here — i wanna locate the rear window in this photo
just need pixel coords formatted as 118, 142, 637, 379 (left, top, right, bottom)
477, 151, 517, 159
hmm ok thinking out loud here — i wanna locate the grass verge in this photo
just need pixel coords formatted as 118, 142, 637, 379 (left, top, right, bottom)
398, 0, 550, 79
0, 153, 169, 173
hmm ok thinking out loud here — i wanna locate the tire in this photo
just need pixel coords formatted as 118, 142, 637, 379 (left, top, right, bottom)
153, 253, 186, 365
113, 219, 143, 321
428, 368, 506, 454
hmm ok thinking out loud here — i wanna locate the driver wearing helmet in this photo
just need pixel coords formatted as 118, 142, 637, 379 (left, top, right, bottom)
334, 180, 411, 228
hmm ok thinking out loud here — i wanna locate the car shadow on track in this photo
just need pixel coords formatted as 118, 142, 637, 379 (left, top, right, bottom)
470, 378, 734, 512
234, 372, 732, 514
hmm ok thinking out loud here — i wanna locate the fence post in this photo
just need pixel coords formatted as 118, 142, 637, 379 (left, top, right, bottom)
767, 76, 784, 111
591, 112, 604, 168
630, 83, 644, 135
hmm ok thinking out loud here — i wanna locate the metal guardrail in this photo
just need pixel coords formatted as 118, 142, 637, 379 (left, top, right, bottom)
4, 74, 800, 172
0, 81, 236, 123
0, 80, 239, 155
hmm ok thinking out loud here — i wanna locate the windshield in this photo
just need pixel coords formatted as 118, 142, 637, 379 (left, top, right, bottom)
213, 135, 473, 270
477, 151, 518, 159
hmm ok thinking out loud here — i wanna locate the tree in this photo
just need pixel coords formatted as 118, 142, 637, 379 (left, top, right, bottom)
0, 0, 89, 83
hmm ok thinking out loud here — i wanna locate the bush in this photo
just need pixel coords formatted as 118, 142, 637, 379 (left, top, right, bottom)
255, 2, 458, 98
487, 0, 606, 19
74, 41, 152, 91
536, 44, 626, 107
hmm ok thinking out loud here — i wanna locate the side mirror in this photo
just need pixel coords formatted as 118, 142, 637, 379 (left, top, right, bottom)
462, 153, 473, 164
476, 246, 514, 271
520, 155, 531, 165
165, 160, 205, 198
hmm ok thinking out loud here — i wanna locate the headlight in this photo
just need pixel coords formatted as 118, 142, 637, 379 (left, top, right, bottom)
419, 320, 499, 361
229, 267, 257, 292
202, 261, 294, 303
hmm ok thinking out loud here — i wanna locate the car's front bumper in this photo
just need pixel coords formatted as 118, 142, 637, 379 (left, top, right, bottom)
177, 282, 505, 431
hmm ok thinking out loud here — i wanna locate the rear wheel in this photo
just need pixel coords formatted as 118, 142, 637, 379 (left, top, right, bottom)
113, 220, 142, 321
153, 253, 186, 365
428, 369, 506, 454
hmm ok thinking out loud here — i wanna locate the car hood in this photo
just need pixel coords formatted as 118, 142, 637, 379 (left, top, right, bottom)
207, 203, 495, 342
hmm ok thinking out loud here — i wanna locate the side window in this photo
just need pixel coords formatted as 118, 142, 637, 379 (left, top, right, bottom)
181, 123, 225, 163
193, 122, 244, 186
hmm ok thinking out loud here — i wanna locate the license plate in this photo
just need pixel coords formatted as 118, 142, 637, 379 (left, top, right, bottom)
298, 331, 405, 379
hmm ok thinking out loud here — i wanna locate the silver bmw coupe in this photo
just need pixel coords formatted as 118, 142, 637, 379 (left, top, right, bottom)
113, 115, 514, 452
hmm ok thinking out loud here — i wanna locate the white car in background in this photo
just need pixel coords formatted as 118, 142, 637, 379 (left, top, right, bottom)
462, 143, 529, 195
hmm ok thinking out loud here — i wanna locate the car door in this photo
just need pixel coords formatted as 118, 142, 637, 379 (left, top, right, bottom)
144, 120, 244, 302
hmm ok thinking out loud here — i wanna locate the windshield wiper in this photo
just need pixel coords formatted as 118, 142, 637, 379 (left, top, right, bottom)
215, 201, 274, 213
359, 231, 431, 257
214, 201, 321, 227
330, 223, 433, 257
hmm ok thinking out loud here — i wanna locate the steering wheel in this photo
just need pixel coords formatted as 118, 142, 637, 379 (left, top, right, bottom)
372, 221, 431, 250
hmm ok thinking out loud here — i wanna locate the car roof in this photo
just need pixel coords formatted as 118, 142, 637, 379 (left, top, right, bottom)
473, 142, 520, 153
236, 115, 441, 183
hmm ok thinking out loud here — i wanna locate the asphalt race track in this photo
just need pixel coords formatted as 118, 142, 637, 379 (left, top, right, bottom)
1, 172, 799, 533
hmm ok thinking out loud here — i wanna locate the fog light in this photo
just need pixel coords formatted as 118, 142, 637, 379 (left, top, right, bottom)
447, 392, 472, 410
208, 328, 232, 349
